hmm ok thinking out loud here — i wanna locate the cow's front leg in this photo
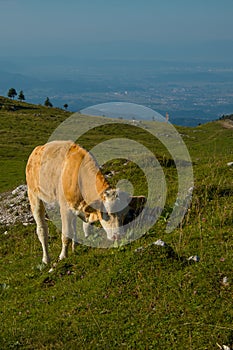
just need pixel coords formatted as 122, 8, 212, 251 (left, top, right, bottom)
59, 206, 74, 260
71, 215, 78, 253
59, 235, 72, 260
83, 222, 94, 237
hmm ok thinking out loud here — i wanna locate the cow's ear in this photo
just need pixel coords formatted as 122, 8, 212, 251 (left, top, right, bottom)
76, 200, 101, 222
129, 196, 147, 213
82, 200, 104, 222
78, 199, 103, 213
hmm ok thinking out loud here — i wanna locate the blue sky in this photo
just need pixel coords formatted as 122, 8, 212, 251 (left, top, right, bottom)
0, 0, 233, 60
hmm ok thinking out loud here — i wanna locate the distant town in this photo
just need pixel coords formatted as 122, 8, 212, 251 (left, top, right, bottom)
1, 58, 233, 126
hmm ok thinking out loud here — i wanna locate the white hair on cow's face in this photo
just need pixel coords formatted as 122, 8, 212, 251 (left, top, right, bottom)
101, 188, 131, 214
98, 188, 133, 241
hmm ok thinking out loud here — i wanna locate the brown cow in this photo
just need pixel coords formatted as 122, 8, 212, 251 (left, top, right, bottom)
26, 141, 146, 263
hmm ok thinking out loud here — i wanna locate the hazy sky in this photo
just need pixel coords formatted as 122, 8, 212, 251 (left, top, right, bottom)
1, 0, 233, 61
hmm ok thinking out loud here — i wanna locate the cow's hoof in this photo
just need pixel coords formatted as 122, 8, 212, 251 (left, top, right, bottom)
59, 253, 67, 261
42, 257, 50, 264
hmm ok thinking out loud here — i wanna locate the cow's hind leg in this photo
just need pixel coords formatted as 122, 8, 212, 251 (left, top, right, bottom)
28, 191, 50, 264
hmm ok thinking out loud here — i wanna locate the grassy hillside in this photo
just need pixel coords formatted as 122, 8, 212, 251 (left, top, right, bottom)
0, 96, 71, 192
0, 97, 233, 349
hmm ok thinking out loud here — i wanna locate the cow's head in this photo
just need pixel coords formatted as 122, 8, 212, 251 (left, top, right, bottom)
99, 189, 130, 240
79, 189, 146, 241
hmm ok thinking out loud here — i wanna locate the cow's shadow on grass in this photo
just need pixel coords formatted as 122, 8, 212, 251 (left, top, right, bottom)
133, 241, 197, 269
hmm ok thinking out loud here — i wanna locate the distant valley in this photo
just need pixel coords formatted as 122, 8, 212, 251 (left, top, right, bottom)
1, 57, 233, 126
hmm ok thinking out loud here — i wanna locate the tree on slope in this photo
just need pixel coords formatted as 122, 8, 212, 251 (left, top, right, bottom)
44, 97, 53, 107
7, 88, 17, 100
18, 90, 25, 102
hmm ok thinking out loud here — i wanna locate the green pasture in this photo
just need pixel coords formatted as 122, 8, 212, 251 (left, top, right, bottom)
0, 97, 232, 349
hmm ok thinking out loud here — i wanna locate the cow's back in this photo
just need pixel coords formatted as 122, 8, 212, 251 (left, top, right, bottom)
26, 140, 74, 203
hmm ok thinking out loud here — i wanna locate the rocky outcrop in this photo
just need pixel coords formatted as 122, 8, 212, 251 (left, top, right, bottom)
0, 185, 34, 226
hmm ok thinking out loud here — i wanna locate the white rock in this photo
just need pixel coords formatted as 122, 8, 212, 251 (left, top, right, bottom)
217, 344, 231, 350
188, 255, 200, 262
227, 162, 233, 167
134, 246, 144, 253
153, 239, 166, 247
223, 276, 228, 284
222, 345, 231, 350
11, 185, 27, 196
222, 276, 229, 287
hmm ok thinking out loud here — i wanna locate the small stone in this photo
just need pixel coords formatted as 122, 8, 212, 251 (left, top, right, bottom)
222, 276, 229, 287
188, 255, 200, 262
153, 239, 166, 247
223, 276, 228, 284
134, 246, 144, 253
222, 346, 231, 350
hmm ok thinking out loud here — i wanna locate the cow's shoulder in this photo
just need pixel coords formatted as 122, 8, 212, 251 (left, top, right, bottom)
62, 143, 109, 208
65, 142, 91, 162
